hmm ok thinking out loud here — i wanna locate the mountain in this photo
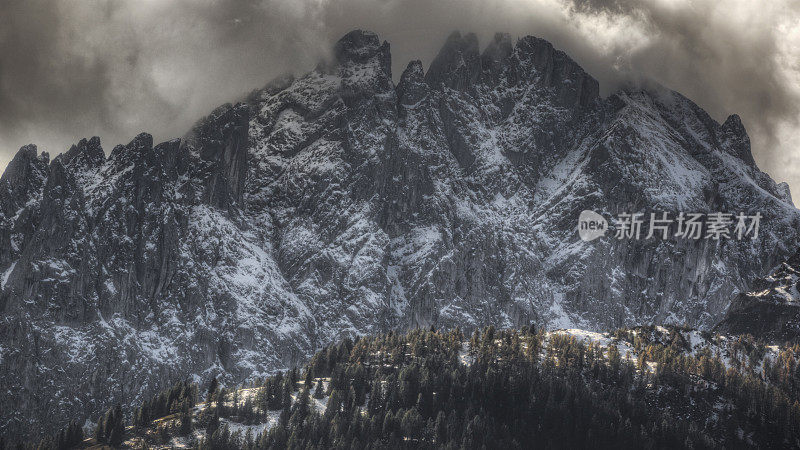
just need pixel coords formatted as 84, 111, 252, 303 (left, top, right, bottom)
715, 248, 800, 342
28, 326, 800, 449
1, 29, 798, 440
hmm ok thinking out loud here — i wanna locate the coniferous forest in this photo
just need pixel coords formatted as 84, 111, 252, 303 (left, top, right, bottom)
11, 325, 800, 449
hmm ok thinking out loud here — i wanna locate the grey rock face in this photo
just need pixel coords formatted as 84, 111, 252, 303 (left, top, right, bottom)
0, 145, 49, 271
1, 29, 798, 439
185, 103, 250, 209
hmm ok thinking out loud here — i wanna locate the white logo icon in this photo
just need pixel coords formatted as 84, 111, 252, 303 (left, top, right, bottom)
578, 210, 607, 242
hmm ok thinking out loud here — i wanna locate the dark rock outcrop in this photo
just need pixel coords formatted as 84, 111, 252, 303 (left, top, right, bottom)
715, 249, 800, 342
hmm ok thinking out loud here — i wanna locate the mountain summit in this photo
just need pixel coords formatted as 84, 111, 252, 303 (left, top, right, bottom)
1, 29, 797, 439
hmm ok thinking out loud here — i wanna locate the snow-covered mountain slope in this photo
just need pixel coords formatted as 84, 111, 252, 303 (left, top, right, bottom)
1, 29, 798, 439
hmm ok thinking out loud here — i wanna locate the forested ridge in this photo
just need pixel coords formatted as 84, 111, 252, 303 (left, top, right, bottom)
11, 325, 800, 449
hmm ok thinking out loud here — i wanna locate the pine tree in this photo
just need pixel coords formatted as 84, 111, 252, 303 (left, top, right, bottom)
279, 401, 291, 428
70, 421, 84, 448
109, 404, 125, 446
179, 402, 193, 436
434, 411, 447, 444
56, 428, 65, 450
216, 387, 227, 414
401, 408, 424, 441
608, 344, 622, 373
103, 408, 115, 443
470, 329, 481, 353
158, 424, 170, 445
313, 379, 325, 399
483, 325, 496, 346
244, 428, 254, 449
290, 388, 311, 428
94, 415, 105, 444
207, 409, 220, 437
281, 379, 292, 410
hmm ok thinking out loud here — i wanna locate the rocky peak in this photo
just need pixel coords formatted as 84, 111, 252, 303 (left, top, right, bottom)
425, 31, 481, 90
422, 31, 598, 107
0, 144, 49, 217
511, 36, 599, 107
334, 30, 380, 62
55, 136, 105, 171
4, 143, 39, 170
720, 113, 756, 166
108, 133, 154, 171
397, 60, 427, 107
722, 113, 745, 133
481, 32, 513, 80
127, 132, 154, 153
334, 29, 392, 77
777, 182, 793, 205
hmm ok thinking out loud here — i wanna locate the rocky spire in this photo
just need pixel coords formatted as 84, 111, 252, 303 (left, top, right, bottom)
0, 144, 49, 217
185, 103, 249, 210
720, 114, 756, 166
55, 136, 105, 171
108, 133, 154, 172
480, 32, 513, 82
397, 60, 427, 107
334, 29, 392, 78
511, 36, 599, 107
425, 31, 481, 91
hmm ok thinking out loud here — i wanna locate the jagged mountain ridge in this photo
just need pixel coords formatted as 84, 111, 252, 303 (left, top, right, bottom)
1, 29, 798, 439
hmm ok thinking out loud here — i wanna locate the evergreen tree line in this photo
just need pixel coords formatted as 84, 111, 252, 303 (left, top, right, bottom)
7, 421, 84, 450
19, 325, 800, 449
132, 379, 197, 429
192, 326, 800, 449
94, 404, 125, 447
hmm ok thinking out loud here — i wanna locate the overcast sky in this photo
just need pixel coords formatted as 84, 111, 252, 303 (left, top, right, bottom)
2, 0, 799, 199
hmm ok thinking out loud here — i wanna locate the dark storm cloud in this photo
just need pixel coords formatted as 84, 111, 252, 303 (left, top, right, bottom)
562, 0, 800, 171
1, 0, 799, 198
0, 0, 114, 151
0, 0, 331, 162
